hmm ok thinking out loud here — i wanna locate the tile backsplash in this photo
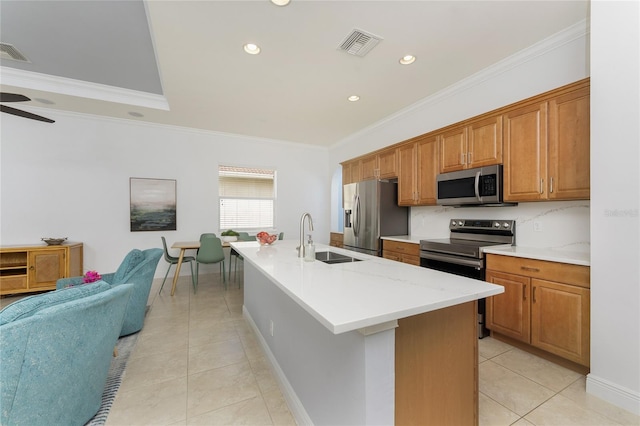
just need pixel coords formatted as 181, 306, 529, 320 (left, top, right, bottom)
410, 200, 590, 253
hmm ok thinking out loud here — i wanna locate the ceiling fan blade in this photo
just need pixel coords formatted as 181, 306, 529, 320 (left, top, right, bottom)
0, 93, 31, 103
0, 105, 55, 123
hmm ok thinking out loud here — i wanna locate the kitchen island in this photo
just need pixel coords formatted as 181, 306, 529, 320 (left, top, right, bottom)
232, 240, 504, 425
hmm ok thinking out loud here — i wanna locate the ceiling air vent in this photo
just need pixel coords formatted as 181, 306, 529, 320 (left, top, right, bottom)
338, 29, 382, 57
0, 42, 30, 62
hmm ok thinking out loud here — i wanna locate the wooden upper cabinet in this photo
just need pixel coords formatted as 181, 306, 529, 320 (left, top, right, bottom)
504, 102, 548, 201
342, 159, 361, 185
548, 87, 590, 200
397, 143, 417, 205
398, 135, 438, 206
468, 115, 503, 168
440, 115, 502, 173
360, 154, 378, 181
439, 126, 467, 173
416, 135, 438, 205
504, 81, 590, 202
377, 148, 398, 179
344, 148, 398, 184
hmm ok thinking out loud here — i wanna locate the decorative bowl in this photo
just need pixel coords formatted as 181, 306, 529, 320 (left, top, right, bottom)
256, 232, 278, 245
42, 237, 67, 246
220, 236, 238, 243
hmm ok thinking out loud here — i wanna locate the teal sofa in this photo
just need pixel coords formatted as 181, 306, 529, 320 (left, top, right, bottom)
57, 248, 162, 336
0, 281, 133, 426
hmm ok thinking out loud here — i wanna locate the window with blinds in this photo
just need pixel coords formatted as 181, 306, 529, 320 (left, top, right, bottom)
219, 165, 276, 230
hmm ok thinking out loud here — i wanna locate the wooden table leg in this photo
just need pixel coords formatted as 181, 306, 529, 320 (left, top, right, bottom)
170, 249, 186, 296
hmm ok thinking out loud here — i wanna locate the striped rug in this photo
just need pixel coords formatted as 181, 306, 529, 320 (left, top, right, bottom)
85, 333, 139, 426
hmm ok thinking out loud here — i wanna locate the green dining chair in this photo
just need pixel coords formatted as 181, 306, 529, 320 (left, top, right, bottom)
278, 232, 284, 240
195, 236, 226, 291
159, 236, 195, 293
229, 232, 254, 283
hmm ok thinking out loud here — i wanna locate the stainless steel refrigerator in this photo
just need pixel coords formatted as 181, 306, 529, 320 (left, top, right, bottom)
343, 180, 409, 256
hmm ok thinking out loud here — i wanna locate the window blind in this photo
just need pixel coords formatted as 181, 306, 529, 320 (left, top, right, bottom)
219, 166, 276, 230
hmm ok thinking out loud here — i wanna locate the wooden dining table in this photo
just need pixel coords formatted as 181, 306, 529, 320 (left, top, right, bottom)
169, 240, 232, 296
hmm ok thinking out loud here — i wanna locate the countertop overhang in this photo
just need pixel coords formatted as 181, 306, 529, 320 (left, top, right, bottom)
232, 240, 504, 334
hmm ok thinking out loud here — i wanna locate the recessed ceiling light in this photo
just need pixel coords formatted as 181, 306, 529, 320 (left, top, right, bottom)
243, 43, 261, 55
270, 0, 291, 6
128, 111, 144, 117
399, 55, 416, 65
348, 95, 360, 102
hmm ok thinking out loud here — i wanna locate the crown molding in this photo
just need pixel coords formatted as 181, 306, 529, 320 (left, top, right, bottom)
333, 19, 590, 150
0, 67, 170, 111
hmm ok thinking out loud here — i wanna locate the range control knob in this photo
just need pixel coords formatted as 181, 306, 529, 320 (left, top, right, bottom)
451, 221, 457, 227
502, 222, 510, 228
494, 222, 501, 228
457, 221, 464, 226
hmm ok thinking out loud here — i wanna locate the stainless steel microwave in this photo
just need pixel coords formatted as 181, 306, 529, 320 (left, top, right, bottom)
436, 165, 514, 206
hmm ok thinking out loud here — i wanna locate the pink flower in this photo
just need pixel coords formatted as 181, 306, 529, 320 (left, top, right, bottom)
83, 270, 102, 284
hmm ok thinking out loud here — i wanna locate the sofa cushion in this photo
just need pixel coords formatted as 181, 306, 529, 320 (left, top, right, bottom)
112, 249, 144, 283
0, 281, 111, 326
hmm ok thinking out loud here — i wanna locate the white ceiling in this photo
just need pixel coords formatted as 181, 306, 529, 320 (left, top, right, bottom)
0, 0, 589, 147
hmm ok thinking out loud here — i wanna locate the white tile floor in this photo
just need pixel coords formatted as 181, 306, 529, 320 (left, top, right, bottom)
3, 272, 639, 425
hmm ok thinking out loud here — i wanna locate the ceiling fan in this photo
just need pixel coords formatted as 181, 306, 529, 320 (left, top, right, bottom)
0, 93, 55, 123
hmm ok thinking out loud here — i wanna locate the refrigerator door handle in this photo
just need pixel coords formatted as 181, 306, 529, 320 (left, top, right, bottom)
354, 194, 360, 237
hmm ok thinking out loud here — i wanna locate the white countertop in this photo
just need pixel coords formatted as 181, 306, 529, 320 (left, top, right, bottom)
232, 240, 504, 334
381, 235, 426, 244
381, 235, 590, 266
482, 246, 590, 266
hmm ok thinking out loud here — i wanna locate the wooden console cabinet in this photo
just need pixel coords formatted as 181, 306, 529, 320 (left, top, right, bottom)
486, 254, 590, 368
0, 243, 83, 296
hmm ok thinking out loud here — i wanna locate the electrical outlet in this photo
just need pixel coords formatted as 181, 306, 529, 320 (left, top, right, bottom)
269, 320, 274, 336
533, 221, 542, 232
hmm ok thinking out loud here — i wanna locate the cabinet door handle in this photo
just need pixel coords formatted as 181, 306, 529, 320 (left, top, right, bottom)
29, 266, 35, 271
550, 177, 554, 193
523, 284, 527, 301
460, 153, 466, 165
533, 286, 537, 303
521, 266, 540, 272
540, 178, 544, 194
467, 152, 472, 164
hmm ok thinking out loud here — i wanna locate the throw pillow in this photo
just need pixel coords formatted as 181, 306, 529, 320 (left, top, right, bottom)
0, 281, 111, 326
112, 249, 144, 283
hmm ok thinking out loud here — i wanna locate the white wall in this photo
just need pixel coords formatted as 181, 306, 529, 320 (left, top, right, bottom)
0, 112, 331, 278
588, 0, 640, 415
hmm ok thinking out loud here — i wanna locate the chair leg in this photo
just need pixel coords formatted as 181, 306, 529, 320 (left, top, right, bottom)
194, 263, 199, 293
189, 261, 195, 289
221, 261, 227, 290
159, 263, 174, 293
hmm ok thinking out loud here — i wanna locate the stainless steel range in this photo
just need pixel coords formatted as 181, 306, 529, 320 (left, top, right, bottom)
420, 219, 516, 337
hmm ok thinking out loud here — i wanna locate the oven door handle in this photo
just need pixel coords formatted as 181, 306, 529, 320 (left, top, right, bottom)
474, 170, 482, 203
420, 251, 483, 269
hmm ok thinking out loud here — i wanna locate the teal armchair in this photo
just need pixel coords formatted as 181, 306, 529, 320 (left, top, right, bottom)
57, 248, 162, 336
0, 282, 134, 426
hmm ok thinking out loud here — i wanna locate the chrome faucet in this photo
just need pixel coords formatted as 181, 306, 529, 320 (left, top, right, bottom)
298, 212, 314, 258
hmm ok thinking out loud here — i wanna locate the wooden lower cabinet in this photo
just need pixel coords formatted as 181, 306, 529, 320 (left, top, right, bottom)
0, 243, 83, 295
486, 254, 590, 367
382, 240, 420, 266
329, 232, 343, 248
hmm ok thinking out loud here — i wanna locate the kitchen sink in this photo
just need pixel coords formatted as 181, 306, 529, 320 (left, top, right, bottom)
315, 251, 363, 264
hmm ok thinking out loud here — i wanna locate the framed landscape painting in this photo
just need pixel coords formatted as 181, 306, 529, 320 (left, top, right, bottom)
130, 178, 177, 232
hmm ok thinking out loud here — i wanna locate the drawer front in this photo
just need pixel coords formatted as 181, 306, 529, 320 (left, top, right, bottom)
1, 275, 28, 292
383, 251, 402, 262
486, 254, 589, 288
402, 254, 420, 266
383, 240, 419, 256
